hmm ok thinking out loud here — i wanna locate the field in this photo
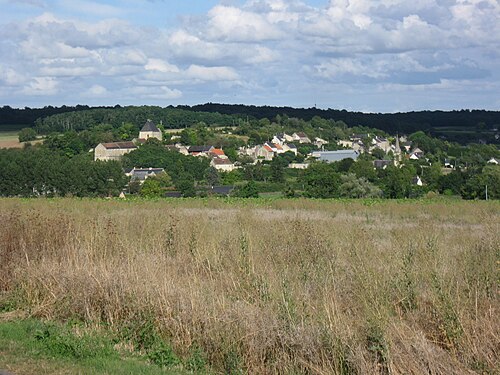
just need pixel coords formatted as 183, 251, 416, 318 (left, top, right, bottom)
0, 198, 498, 374
0, 126, 42, 149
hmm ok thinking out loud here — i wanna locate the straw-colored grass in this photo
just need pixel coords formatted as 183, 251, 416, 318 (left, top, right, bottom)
1, 198, 498, 374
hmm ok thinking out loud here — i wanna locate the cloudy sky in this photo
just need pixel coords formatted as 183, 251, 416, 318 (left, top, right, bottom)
1, 0, 499, 112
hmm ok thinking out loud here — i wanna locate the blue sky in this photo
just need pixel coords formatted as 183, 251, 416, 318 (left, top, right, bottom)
0, 0, 499, 112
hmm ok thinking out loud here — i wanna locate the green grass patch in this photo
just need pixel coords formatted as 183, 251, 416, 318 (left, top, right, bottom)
0, 319, 197, 375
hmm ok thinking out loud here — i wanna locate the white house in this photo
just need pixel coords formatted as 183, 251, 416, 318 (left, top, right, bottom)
94, 141, 137, 161
211, 157, 235, 171
487, 157, 499, 165
314, 137, 329, 148
139, 120, 163, 141
292, 132, 311, 144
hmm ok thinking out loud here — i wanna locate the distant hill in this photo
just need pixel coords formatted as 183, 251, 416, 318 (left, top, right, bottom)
1, 104, 499, 144
190, 103, 500, 144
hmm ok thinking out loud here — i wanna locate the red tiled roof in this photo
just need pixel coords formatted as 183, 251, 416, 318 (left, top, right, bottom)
274, 144, 283, 150
210, 148, 225, 156
263, 145, 273, 152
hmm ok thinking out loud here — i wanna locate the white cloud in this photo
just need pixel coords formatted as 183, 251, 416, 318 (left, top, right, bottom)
186, 65, 239, 82
0, 0, 499, 110
145, 59, 179, 73
206, 5, 284, 42
22, 76, 58, 95
85, 84, 107, 96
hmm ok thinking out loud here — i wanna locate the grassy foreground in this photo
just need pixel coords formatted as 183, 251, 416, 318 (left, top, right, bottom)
0, 198, 498, 374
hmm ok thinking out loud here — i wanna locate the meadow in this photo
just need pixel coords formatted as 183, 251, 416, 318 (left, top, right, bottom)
0, 198, 498, 374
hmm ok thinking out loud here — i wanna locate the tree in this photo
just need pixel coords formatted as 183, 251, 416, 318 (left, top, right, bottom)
176, 174, 196, 197
233, 180, 259, 198
371, 148, 386, 160
205, 167, 220, 186
338, 173, 382, 198
302, 162, 340, 198
140, 179, 163, 198
18, 128, 37, 142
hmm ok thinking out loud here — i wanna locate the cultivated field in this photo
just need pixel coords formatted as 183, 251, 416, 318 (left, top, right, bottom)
0, 198, 498, 374
0, 129, 43, 149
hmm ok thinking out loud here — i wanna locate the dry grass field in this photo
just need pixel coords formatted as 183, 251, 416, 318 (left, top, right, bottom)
0, 131, 43, 149
0, 198, 498, 374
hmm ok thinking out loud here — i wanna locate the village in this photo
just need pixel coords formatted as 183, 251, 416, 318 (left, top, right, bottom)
93, 119, 456, 190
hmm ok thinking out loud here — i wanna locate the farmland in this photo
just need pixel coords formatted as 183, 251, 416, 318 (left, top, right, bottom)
0, 126, 42, 149
0, 198, 498, 374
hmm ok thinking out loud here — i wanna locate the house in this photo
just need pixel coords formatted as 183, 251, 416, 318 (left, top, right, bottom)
211, 157, 235, 172
487, 157, 499, 165
281, 143, 298, 155
411, 147, 424, 158
444, 159, 454, 168
272, 133, 293, 145
209, 148, 228, 159
254, 144, 275, 161
94, 141, 137, 161
311, 150, 359, 163
372, 136, 391, 153
139, 120, 162, 141
338, 140, 353, 148
166, 144, 189, 155
373, 160, 393, 169
314, 137, 329, 148
289, 163, 309, 169
292, 132, 311, 144
126, 167, 165, 182
188, 145, 214, 157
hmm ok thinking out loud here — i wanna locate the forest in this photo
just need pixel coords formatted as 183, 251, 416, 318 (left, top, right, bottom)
1, 104, 499, 144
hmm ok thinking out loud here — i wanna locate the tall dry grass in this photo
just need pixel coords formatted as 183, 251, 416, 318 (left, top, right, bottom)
0, 198, 498, 374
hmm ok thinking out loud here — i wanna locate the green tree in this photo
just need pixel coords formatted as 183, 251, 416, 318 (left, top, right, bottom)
233, 180, 259, 198
18, 128, 37, 142
140, 179, 163, 198
338, 173, 382, 198
205, 167, 220, 186
302, 162, 340, 198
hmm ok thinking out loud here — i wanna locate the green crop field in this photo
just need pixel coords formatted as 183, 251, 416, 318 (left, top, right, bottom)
0, 198, 498, 374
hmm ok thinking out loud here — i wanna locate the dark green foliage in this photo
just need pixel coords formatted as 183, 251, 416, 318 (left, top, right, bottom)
34, 106, 244, 134
175, 176, 197, 197
302, 162, 340, 198
18, 127, 37, 142
122, 142, 210, 184
378, 165, 417, 198
0, 148, 126, 197
233, 181, 259, 197
205, 166, 220, 186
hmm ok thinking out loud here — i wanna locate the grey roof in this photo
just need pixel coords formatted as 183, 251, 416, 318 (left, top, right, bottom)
129, 168, 164, 181
373, 160, 393, 169
188, 145, 214, 153
101, 141, 137, 149
141, 120, 160, 133
312, 150, 359, 163
210, 186, 234, 195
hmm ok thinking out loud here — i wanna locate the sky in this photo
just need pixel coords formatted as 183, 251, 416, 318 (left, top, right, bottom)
0, 0, 499, 112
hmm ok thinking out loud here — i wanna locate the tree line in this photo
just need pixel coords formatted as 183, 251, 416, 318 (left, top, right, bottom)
2, 104, 499, 145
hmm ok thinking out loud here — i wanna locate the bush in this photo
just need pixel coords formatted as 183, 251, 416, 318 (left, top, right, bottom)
18, 127, 37, 142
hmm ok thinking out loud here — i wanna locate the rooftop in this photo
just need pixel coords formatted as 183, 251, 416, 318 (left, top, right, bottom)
141, 120, 160, 133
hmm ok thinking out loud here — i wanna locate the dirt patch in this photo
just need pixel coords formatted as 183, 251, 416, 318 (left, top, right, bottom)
0, 139, 43, 149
